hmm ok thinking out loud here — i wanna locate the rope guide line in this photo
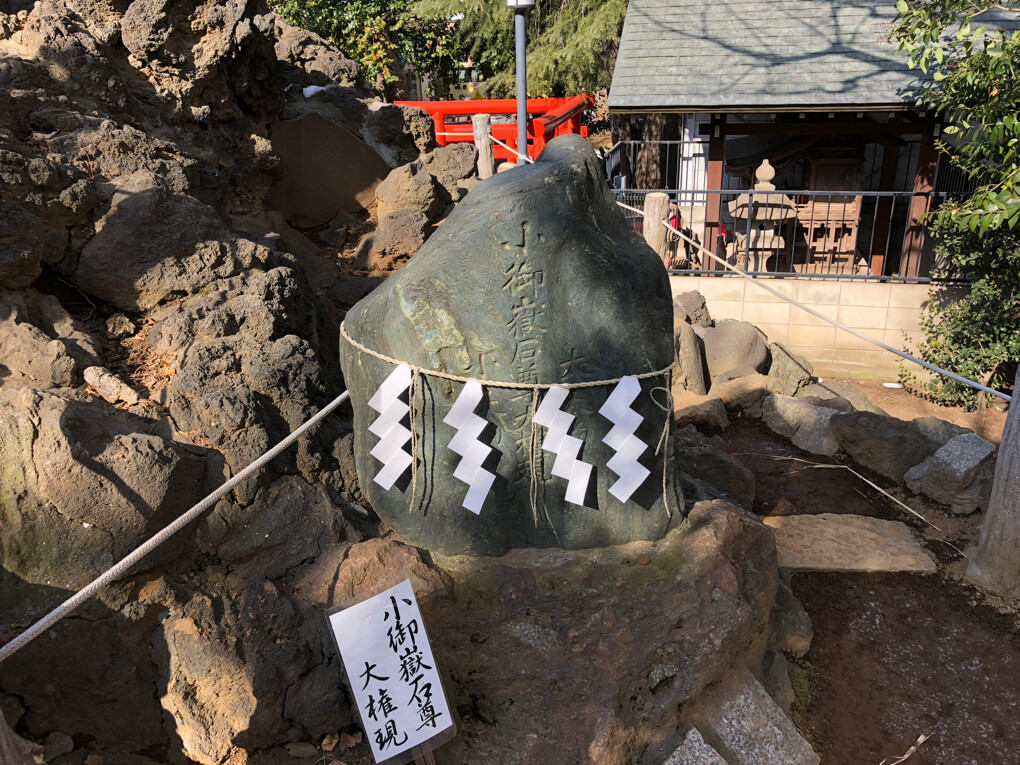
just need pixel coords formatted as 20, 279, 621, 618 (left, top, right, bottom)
0, 391, 350, 666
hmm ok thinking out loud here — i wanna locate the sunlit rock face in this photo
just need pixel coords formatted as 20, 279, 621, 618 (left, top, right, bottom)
340, 135, 682, 556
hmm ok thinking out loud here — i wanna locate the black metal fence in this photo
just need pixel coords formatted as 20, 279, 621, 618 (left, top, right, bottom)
615, 188, 964, 281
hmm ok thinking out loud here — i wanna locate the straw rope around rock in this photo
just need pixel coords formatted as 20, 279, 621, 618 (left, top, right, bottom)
340, 320, 678, 525
340, 321, 676, 389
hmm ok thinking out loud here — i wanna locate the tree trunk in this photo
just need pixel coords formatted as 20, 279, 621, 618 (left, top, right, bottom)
967, 366, 1020, 597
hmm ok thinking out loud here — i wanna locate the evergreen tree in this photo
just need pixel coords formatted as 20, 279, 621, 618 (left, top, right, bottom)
416, 0, 627, 97
270, 0, 461, 97
892, 0, 1020, 406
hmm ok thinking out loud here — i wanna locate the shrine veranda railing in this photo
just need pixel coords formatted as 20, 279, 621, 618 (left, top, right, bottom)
614, 188, 966, 282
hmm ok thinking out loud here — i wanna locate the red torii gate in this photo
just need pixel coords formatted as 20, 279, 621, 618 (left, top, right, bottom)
394, 94, 593, 163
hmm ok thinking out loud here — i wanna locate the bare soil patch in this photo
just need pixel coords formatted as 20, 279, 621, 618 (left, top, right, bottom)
842, 380, 1008, 445
718, 396, 1020, 765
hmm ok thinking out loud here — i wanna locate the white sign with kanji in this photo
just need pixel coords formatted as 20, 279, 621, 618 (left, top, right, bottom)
328, 579, 453, 763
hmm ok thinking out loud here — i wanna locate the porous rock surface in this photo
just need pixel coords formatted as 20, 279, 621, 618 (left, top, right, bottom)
340, 135, 682, 556
320, 499, 777, 764
0, 1, 423, 761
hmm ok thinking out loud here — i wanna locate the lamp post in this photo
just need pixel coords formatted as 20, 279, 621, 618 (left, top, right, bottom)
506, 0, 534, 165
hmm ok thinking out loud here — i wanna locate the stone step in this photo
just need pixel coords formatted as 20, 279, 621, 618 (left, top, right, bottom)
764, 513, 937, 573
662, 727, 730, 764
686, 669, 820, 765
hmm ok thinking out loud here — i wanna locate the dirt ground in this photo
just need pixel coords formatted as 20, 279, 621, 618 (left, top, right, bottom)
847, 380, 1009, 445
719, 383, 1020, 765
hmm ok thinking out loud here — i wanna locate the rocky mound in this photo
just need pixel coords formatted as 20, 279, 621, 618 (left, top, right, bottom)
0, 1, 435, 761
0, 5, 811, 764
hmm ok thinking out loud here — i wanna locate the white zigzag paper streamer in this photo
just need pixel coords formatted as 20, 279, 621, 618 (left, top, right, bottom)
367, 364, 413, 490
443, 380, 496, 514
533, 386, 593, 506
599, 375, 650, 502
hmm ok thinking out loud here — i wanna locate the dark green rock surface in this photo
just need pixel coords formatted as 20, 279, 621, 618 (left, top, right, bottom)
339, 135, 682, 555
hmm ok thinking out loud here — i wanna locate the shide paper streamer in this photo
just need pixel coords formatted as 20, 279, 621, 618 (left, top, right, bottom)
443, 380, 497, 514
599, 376, 651, 503
533, 386, 594, 506
348, 321, 675, 524
367, 364, 414, 490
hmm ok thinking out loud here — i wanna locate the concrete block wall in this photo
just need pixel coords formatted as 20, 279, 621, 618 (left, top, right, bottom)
670, 276, 947, 380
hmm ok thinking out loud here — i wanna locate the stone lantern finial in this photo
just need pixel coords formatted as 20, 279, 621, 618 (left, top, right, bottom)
754, 159, 776, 191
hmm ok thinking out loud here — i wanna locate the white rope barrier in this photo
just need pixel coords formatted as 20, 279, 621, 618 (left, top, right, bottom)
0, 391, 350, 665
617, 200, 1011, 403
488, 133, 534, 164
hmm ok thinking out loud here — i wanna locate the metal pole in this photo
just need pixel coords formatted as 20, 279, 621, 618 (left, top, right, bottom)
515, 8, 528, 165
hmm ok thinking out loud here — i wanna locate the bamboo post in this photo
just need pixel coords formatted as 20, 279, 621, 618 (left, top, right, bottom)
642, 191, 671, 266
967, 366, 1020, 597
472, 114, 494, 179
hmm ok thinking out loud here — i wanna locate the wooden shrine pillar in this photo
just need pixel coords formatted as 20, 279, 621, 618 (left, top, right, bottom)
704, 115, 726, 270
869, 139, 901, 277
901, 118, 938, 277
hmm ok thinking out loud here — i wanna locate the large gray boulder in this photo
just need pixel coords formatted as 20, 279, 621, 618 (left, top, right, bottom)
904, 432, 997, 514
77, 171, 272, 311
829, 411, 942, 482
761, 395, 838, 457
701, 319, 770, 383
339, 135, 681, 556
795, 381, 887, 416
0, 387, 207, 592
146, 266, 339, 506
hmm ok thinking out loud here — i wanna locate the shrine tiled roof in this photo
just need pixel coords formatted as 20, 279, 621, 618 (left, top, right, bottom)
608, 0, 1015, 112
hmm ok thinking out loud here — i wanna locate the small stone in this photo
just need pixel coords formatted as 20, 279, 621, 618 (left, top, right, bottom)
285, 741, 320, 758
339, 731, 361, 748
764, 514, 937, 573
673, 389, 729, 430
760, 650, 795, 713
43, 731, 75, 761
83, 366, 141, 406
768, 578, 813, 658
674, 290, 713, 328
767, 343, 813, 397
321, 732, 339, 751
105, 313, 137, 337
673, 316, 708, 396
912, 433, 997, 515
